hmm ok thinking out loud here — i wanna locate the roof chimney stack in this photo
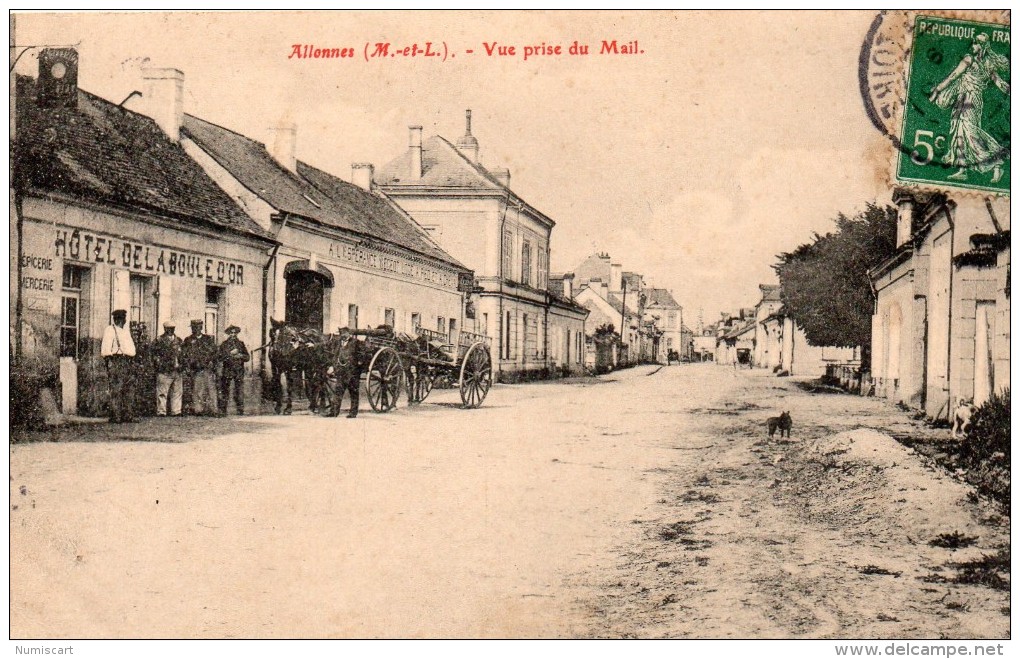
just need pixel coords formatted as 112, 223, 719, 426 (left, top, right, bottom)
351, 162, 374, 191
456, 109, 480, 163
491, 167, 510, 188
268, 121, 297, 173
409, 125, 423, 180
141, 67, 184, 139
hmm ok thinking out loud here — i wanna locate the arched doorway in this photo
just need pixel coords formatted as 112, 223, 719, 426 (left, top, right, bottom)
284, 261, 334, 330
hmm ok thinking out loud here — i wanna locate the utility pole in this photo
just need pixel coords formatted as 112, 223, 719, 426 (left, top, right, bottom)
620, 279, 627, 364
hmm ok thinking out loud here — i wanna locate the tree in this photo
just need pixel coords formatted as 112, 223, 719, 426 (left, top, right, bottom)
773, 203, 898, 368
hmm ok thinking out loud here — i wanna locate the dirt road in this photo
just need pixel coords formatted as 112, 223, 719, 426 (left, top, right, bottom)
10, 365, 1009, 638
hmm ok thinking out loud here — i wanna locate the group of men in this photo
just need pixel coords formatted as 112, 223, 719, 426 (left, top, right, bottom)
100, 309, 250, 423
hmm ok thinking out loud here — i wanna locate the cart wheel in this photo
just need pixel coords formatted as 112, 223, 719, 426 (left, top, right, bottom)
367, 347, 403, 412
459, 343, 492, 408
407, 364, 435, 405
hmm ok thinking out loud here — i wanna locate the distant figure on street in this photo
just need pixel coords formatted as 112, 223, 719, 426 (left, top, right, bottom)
218, 325, 251, 415
326, 327, 366, 418
100, 309, 136, 423
183, 319, 218, 416
153, 320, 184, 416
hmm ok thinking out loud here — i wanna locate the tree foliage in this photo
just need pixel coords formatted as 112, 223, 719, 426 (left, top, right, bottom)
773, 203, 897, 358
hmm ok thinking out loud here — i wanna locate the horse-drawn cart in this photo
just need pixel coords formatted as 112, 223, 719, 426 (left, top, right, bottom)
354, 326, 493, 413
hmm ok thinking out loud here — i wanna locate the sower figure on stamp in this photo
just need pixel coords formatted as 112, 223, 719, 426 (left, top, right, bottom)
183, 319, 218, 416
326, 327, 366, 419
100, 309, 137, 424
153, 320, 184, 416
218, 325, 250, 415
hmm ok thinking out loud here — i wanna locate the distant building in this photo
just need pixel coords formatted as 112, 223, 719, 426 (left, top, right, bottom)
870, 189, 1009, 417
376, 111, 588, 376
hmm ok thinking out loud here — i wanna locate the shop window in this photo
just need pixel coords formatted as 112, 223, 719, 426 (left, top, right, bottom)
448, 318, 457, 343
205, 285, 224, 338
60, 264, 88, 358
503, 311, 512, 359
384, 308, 395, 329
130, 274, 156, 337
348, 304, 359, 330
411, 312, 421, 332
521, 241, 532, 286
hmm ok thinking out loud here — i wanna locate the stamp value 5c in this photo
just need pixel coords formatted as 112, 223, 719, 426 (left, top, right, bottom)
897, 16, 1010, 194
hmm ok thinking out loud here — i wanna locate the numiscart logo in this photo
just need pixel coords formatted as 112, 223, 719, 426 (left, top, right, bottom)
897, 16, 1010, 194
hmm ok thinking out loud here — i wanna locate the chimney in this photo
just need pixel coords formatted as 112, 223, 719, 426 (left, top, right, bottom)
37, 48, 79, 109
600, 281, 609, 300
892, 188, 915, 248
610, 262, 622, 293
141, 67, 184, 139
351, 163, 374, 191
491, 167, 510, 188
409, 125, 423, 180
268, 122, 297, 173
456, 109, 480, 163
563, 273, 574, 299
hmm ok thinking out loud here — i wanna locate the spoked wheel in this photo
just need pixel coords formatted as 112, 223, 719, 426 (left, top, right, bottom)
406, 363, 436, 405
367, 347, 403, 413
459, 343, 492, 408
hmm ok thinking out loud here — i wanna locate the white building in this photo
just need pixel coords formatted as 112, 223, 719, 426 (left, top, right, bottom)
376, 111, 588, 377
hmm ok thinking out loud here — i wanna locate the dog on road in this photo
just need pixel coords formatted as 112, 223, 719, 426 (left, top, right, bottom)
768, 411, 793, 438
951, 399, 977, 438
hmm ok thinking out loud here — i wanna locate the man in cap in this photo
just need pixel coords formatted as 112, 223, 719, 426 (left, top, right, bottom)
152, 320, 184, 416
182, 319, 218, 416
217, 325, 250, 415
100, 309, 136, 423
326, 326, 366, 418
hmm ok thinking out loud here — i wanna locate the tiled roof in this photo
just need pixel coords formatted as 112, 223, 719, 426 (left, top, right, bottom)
376, 135, 555, 227
182, 114, 466, 270
647, 288, 680, 308
14, 76, 273, 240
759, 284, 782, 302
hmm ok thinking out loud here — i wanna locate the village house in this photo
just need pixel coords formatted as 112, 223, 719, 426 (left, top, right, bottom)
12, 51, 277, 417
644, 288, 684, 360
375, 111, 588, 377
870, 189, 1010, 417
715, 310, 756, 367
165, 81, 473, 377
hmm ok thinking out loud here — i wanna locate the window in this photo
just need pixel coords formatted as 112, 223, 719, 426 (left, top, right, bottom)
521, 241, 532, 286
537, 248, 546, 289
205, 285, 224, 339
565, 329, 570, 365
384, 308, 395, 328
503, 311, 512, 360
502, 230, 513, 279
437, 317, 446, 335
668, 311, 677, 327
411, 312, 421, 332
481, 312, 489, 338
60, 265, 87, 358
130, 275, 156, 338
348, 304, 359, 330
448, 318, 457, 343
522, 313, 529, 361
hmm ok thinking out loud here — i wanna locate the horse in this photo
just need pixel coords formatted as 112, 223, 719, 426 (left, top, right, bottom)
267, 319, 331, 414
666, 349, 680, 365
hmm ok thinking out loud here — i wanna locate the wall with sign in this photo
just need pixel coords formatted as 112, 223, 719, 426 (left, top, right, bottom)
271, 222, 466, 337
19, 197, 270, 415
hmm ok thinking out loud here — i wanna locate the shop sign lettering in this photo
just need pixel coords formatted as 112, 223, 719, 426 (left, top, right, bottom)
328, 241, 455, 288
53, 229, 245, 286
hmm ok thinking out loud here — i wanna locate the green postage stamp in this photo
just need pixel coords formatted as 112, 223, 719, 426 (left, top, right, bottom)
897, 16, 1010, 194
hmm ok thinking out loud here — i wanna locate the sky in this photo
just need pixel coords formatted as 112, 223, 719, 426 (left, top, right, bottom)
14, 10, 894, 325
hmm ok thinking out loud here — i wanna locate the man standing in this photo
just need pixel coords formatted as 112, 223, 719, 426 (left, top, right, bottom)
218, 325, 250, 415
132, 322, 155, 418
100, 309, 136, 423
182, 319, 218, 416
327, 327, 365, 418
152, 321, 184, 416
